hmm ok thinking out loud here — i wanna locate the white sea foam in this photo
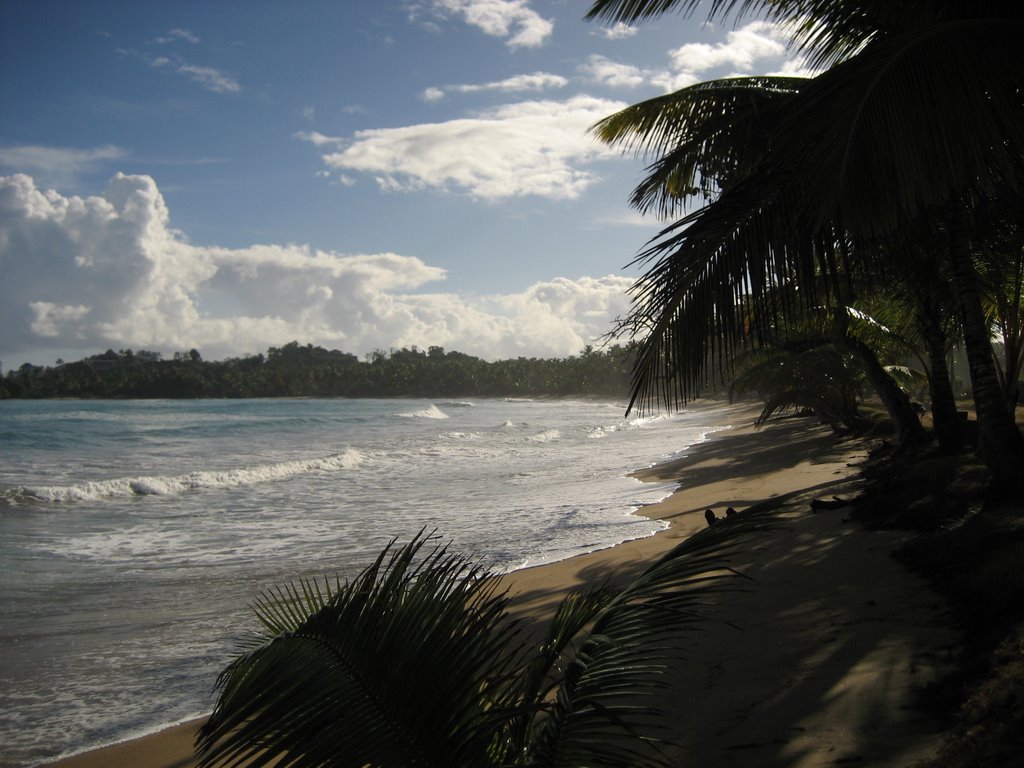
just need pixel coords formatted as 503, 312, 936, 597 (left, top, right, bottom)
629, 413, 672, 428
440, 431, 479, 440
17, 449, 363, 503
397, 404, 449, 419
527, 429, 561, 443
0, 397, 740, 768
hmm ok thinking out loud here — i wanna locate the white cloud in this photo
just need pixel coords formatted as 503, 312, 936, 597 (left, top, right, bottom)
768, 55, 817, 78
29, 302, 91, 337
424, 72, 568, 101
303, 95, 627, 200
579, 55, 647, 89
666, 20, 803, 84
149, 55, 240, 93
0, 144, 128, 187
294, 130, 344, 147
580, 21, 814, 94
0, 173, 633, 361
598, 22, 638, 40
431, 0, 553, 48
154, 28, 200, 44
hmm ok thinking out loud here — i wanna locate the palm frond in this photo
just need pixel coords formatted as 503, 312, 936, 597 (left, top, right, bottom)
768, 19, 1024, 236
591, 77, 804, 218
198, 513, 774, 768
526, 515, 771, 767
197, 532, 529, 768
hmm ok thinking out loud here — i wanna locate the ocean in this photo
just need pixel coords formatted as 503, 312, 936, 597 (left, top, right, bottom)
0, 397, 735, 767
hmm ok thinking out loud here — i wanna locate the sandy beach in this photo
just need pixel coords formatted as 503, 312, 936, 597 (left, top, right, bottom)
43, 402, 956, 768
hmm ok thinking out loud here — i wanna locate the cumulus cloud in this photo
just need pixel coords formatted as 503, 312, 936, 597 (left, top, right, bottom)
300, 95, 626, 200
0, 174, 633, 362
430, 0, 553, 48
581, 21, 814, 94
670, 20, 785, 73
421, 71, 568, 101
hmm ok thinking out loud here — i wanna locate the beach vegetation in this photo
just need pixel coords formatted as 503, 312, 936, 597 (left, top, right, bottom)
0, 343, 639, 400
586, 0, 1024, 491
196, 522, 763, 768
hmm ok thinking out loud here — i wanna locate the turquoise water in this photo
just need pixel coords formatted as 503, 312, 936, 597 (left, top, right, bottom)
0, 397, 735, 766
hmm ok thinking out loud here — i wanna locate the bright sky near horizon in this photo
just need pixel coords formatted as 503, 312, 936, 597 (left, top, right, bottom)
0, 0, 811, 368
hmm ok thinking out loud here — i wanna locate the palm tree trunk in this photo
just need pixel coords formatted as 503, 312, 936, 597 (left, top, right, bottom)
915, 295, 963, 452
948, 209, 1024, 494
844, 335, 926, 445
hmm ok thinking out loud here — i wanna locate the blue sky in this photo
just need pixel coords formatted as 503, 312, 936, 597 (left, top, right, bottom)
0, 0, 810, 367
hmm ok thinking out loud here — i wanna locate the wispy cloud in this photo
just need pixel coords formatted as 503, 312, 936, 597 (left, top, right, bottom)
149, 55, 241, 93
0, 144, 128, 187
579, 55, 648, 89
299, 95, 627, 200
421, 71, 568, 101
153, 27, 200, 45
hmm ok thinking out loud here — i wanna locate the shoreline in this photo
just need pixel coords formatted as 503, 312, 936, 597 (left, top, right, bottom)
41, 403, 956, 767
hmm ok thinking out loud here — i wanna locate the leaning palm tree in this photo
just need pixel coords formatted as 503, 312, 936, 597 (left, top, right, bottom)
196, 523, 763, 768
587, 0, 1024, 490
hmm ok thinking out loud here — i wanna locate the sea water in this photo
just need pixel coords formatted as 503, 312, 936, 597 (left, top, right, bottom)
0, 397, 735, 767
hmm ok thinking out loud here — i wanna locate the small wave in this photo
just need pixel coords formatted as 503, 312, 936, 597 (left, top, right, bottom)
440, 431, 479, 440
629, 413, 673, 428
13, 449, 363, 503
397, 404, 449, 419
500, 420, 516, 429
437, 401, 474, 408
527, 429, 561, 443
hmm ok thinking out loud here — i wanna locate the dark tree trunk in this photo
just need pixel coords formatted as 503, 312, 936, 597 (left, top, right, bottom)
948, 210, 1024, 494
915, 294, 963, 453
845, 335, 926, 445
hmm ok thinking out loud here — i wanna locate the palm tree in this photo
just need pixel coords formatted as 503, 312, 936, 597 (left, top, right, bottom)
196, 524, 764, 768
727, 340, 870, 432
586, 0, 1024, 491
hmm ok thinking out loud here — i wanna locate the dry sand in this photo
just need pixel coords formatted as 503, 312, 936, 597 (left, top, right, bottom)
43, 402, 956, 768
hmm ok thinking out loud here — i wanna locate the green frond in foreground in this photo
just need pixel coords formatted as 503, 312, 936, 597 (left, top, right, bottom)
197, 520, 769, 768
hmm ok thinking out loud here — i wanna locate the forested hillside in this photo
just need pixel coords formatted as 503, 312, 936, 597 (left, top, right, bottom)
0, 342, 638, 399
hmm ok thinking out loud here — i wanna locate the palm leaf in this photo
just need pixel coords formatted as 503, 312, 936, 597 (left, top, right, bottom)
525, 515, 771, 767
198, 513, 773, 768
196, 532, 530, 768
591, 77, 804, 218
596, 12, 1024, 413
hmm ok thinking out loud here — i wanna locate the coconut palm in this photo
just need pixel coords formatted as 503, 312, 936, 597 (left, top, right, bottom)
728, 341, 869, 432
195, 523, 763, 768
587, 0, 1024, 490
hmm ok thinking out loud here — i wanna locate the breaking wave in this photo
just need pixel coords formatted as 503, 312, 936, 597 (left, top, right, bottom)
11, 449, 363, 503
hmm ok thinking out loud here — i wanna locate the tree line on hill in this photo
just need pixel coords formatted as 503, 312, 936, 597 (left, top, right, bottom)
0, 342, 639, 400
